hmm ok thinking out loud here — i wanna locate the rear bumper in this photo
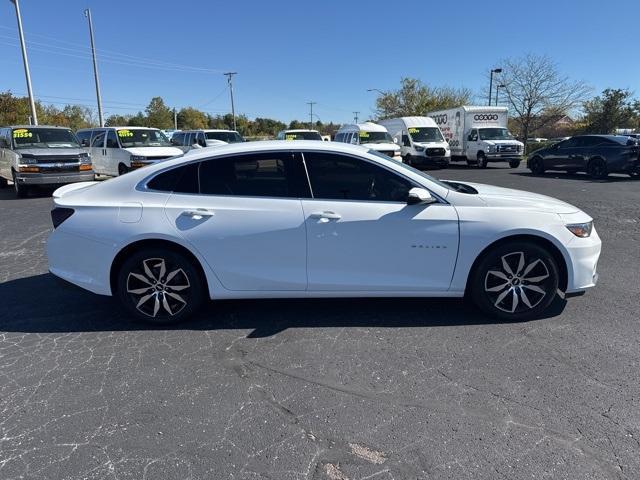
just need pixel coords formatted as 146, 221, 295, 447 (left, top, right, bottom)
16, 171, 95, 185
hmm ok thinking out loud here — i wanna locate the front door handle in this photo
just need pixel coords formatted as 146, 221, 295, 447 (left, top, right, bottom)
310, 211, 342, 221
182, 208, 214, 220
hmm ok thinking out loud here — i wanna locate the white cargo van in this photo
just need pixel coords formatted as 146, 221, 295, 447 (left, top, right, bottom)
377, 117, 450, 168
334, 122, 401, 161
77, 127, 183, 176
428, 106, 524, 168
276, 129, 323, 141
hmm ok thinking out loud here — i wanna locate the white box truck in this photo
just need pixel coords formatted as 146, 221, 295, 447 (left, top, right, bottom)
427, 106, 524, 168
377, 116, 450, 169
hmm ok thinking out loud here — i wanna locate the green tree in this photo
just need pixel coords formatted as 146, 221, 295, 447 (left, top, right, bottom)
374, 78, 472, 119
145, 97, 173, 129
105, 114, 132, 127
582, 89, 639, 134
177, 107, 208, 129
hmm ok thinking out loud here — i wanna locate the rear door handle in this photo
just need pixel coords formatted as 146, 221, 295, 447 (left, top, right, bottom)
182, 208, 214, 220
310, 211, 342, 221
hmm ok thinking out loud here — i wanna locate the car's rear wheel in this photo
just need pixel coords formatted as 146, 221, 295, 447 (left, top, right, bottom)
12, 170, 29, 198
529, 156, 545, 175
470, 241, 560, 321
116, 248, 205, 324
477, 152, 488, 168
587, 158, 608, 179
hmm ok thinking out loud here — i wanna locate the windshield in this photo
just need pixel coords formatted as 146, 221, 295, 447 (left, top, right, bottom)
408, 127, 444, 143
284, 131, 322, 140
359, 131, 393, 144
205, 131, 243, 143
117, 129, 171, 147
12, 128, 80, 149
479, 128, 514, 140
367, 149, 453, 191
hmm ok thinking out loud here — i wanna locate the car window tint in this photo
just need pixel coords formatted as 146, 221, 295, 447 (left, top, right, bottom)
304, 151, 413, 202
199, 152, 310, 198
106, 130, 119, 148
147, 162, 199, 193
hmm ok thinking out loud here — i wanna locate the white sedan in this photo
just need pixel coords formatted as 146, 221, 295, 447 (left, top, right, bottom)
47, 141, 601, 323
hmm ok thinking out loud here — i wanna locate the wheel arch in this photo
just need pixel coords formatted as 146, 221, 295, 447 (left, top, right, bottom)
464, 234, 568, 295
109, 238, 210, 297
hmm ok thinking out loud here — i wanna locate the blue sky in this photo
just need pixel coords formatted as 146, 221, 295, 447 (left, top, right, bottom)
1, 0, 638, 124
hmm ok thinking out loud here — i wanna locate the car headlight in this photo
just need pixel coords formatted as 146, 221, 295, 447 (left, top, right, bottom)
79, 152, 91, 163
566, 221, 593, 238
487, 145, 496, 152
130, 155, 146, 162
18, 155, 37, 165
414, 146, 425, 152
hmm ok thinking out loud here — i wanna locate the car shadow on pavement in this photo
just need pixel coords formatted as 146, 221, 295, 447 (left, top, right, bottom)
0, 273, 567, 337
511, 171, 636, 182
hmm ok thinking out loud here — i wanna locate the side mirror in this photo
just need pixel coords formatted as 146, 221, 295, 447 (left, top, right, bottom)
407, 187, 436, 205
393, 137, 398, 144
81, 139, 90, 147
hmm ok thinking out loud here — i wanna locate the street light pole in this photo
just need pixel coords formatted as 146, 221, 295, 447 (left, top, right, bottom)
488, 68, 502, 106
223, 72, 237, 131
11, 0, 37, 125
353, 111, 359, 123
367, 88, 385, 95
84, 8, 104, 127
495, 84, 506, 106
307, 101, 316, 130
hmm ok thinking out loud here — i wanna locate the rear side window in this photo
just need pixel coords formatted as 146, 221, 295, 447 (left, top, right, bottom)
304, 151, 414, 202
199, 152, 310, 198
76, 130, 92, 146
91, 131, 105, 147
147, 162, 199, 193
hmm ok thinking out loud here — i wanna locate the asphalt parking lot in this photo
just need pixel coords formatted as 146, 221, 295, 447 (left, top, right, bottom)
1, 163, 639, 480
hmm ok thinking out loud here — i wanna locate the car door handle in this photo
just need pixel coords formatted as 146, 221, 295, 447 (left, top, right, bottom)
310, 211, 342, 221
182, 209, 214, 220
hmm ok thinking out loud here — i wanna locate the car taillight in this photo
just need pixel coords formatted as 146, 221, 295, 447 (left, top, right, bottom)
51, 207, 75, 229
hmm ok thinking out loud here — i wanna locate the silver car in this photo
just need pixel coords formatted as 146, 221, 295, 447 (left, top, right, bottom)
0, 126, 94, 197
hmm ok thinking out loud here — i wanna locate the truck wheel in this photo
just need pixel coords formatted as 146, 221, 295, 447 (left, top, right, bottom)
118, 163, 129, 176
12, 171, 29, 198
477, 152, 488, 168
403, 155, 414, 167
509, 160, 520, 169
0, 176, 8, 188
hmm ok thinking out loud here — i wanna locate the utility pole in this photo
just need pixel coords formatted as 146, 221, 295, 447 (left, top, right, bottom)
353, 111, 360, 123
223, 72, 237, 131
307, 101, 316, 129
84, 8, 104, 127
11, 0, 37, 125
173, 108, 177, 130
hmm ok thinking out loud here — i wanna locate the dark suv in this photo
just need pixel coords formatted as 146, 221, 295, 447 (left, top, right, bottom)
527, 135, 640, 179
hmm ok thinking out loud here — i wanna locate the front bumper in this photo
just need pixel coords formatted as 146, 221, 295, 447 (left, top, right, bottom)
564, 227, 601, 293
15, 171, 95, 185
485, 153, 523, 162
412, 155, 450, 167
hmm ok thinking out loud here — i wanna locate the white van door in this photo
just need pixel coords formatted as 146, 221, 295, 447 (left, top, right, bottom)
466, 129, 480, 160
89, 130, 106, 174
105, 130, 123, 176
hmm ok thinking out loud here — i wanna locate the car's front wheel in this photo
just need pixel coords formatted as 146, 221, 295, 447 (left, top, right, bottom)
470, 241, 560, 321
116, 248, 205, 324
477, 152, 488, 168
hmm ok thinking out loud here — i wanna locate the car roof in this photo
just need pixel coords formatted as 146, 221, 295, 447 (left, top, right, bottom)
338, 122, 387, 133
8, 125, 73, 129
77, 126, 160, 131
280, 129, 320, 133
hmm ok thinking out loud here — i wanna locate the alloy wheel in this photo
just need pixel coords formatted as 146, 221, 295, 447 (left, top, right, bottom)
126, 257, 191, 318
484, 251, 551, 314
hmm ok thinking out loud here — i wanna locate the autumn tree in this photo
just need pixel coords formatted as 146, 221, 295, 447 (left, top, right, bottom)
374, 78, 472, 119
177, 107, 208, 129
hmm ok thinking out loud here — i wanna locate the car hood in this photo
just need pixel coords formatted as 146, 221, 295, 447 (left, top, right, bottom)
15, 147, 85, 156
362, 142, 400, 152
482, 139, 523, 145
461, 181, 580, 213
125, 146, 183, 157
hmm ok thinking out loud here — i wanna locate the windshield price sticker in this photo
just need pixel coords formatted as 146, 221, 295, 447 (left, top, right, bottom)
408, 128, 419, 134
359, 131, 370, 137
285, 134, 296, 141
13, 129, 33, 138
118, 129, 134, 137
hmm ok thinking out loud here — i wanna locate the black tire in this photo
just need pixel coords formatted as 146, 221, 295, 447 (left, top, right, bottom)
12, 171, 29, 198
403, 154, 414, 167
629, 171, 640, 180
587, 158, 608, 179
469, 241, 560, 322
509, 160, 520, 169
0, 176, 8, 188
118, 163, 129, 176
477, 152, 488, 168
529, 156, 545, 175
116, 248, 205, 324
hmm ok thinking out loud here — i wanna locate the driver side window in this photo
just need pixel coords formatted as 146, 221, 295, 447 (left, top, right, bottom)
468, 129, 478, 141
303, 152, 414, 202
